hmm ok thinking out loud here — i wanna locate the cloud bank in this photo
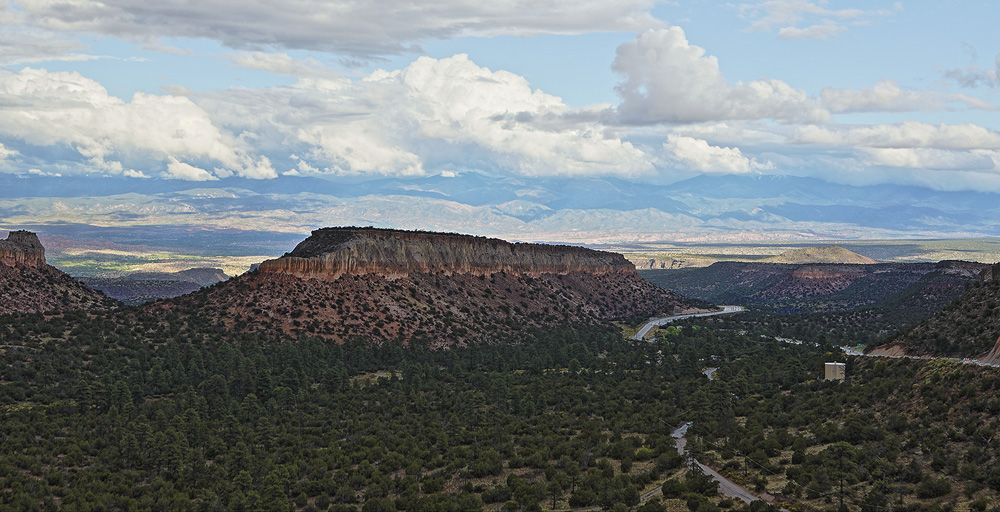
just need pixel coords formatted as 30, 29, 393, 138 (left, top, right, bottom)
12, 0, 664, 58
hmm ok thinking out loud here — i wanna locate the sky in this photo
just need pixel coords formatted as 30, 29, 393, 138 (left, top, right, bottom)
1, 0, 999, 192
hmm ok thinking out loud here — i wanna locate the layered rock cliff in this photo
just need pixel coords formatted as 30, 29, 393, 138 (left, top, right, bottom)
258, 227, 635, 279
160, 227, 705, 344
0, 230, 46, 268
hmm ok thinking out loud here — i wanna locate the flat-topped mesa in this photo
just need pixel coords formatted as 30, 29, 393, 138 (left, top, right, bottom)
0, 230, 45, 268
257, 227, 635, 280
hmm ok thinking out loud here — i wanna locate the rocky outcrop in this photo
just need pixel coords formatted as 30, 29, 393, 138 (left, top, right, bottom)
979, 336, 1000, 365
0, 230, 46, 268
627, 256, 713, 270
158, 227, 705, 344
258, 227, 635, 280
0, 230, 118, 314
764, 245, 877, 264
980, 263, 1000, 283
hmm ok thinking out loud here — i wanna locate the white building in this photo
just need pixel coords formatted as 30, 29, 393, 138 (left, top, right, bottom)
825, 362, 846, 381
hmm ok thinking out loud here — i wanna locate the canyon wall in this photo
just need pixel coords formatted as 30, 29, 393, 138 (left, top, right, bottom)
258, 227, 635, 280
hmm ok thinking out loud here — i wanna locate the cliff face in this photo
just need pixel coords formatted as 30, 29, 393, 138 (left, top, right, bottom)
0, 230, 118, 313
159, 227, 704, 344
980, 263, 1000, 283
258, 228, 635, 280
0, 230, 46, 268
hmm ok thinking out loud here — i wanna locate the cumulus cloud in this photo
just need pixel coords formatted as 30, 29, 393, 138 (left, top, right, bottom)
0, 67, 275, 179
663, 134, 772, 173
821, 79, 999, 113
612, 28, 829, 124
167, 157, 217, 181
738, 1, 899, 39
200, 54, 654, 177
14, 0, 663, 58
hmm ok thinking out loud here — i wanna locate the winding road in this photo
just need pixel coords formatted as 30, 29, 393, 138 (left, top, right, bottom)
632, 305, 744, 341
671, 423, 773, 506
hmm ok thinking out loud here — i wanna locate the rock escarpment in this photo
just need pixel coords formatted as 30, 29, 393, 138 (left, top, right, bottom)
161, 227, 703, 344
0, 230, 118, 314
0, 230, 46, 268
259, 228, 633, 280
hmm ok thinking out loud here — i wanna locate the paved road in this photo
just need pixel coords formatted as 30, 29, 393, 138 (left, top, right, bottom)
671, 422, 767, 505
632, 305, 744, 340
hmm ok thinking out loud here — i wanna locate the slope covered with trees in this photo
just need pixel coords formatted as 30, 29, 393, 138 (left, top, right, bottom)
3, 305, 1000, 511
886, 276, 1000, 358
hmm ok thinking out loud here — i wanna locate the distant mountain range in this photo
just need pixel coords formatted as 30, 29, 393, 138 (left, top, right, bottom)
3, 172, 1000, 272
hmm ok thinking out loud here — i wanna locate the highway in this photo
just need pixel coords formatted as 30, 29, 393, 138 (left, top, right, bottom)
632, 305, 744, 340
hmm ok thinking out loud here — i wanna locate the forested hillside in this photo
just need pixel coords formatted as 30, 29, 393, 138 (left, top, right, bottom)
3, 307, 1000, 511
887, 277, 1000, 358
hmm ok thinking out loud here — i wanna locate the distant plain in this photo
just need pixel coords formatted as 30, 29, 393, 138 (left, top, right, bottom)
611, 237, 1000, 268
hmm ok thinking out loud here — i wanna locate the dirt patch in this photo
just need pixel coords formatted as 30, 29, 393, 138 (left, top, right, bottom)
869, 345, 909, 357
978, 336, 1000, 365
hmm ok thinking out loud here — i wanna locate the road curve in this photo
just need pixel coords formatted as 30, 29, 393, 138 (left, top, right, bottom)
671, 423, 768, 506
632, 305, 744, 340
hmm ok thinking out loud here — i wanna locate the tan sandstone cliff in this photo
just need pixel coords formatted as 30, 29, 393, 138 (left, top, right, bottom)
0, 230, 46, 268
258, 227, 635, 280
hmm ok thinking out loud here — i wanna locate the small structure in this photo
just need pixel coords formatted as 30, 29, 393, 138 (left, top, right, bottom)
824, 362, 846, 381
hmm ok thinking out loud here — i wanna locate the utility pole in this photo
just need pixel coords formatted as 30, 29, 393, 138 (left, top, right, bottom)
835, 444, 845, 512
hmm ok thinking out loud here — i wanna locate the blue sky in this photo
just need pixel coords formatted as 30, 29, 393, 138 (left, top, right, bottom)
1, 0, 999, 191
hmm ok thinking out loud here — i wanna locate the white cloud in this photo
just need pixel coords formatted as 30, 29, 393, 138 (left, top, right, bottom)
738, 1, 898, 39
0, 142, 16, 160
821, 79, 998, 113
167, 157, 217, 181
663, 134, 772, 173
200, 54, 654, 178
26, 168, 59, 176
777, 20, 845, 39
0, 67, 276, 179
226, 52, 339, 79
612, 28, 829, 123
793, 122, 1000, 150
14, 0, 664, 58
861, 148, 998, 171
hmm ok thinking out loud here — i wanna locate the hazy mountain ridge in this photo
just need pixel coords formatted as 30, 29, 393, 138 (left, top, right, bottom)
5, 173, 1000, 268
